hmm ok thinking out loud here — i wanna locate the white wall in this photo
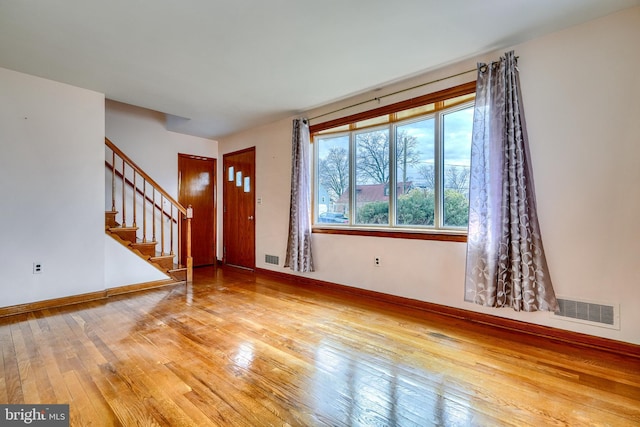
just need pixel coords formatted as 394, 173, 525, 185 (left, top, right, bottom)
104, 236, 168, 288
105, 100, 218, 197
0, 67, 105, 306
217, 117, 294, 265
218, 8, 640, 345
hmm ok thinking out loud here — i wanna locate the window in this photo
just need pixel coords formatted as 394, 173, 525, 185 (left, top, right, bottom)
312, 82, 475, 237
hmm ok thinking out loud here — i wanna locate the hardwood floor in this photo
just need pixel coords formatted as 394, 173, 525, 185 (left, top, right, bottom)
1, 266, 639, 426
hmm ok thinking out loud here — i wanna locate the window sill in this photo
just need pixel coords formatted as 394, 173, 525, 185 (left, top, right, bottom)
312, 226, 467, 242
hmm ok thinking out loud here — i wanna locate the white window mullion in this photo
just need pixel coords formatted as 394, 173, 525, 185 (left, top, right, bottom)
389, 124, 397, 226
434, 112, 443, 229
348, 131, 355, 225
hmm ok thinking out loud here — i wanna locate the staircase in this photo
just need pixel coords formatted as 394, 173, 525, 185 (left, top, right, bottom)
105, 138, 193, 283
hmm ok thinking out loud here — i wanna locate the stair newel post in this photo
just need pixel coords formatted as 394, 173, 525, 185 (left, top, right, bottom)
111, 150, 116, 212
132, 171, 137, 229
121, 158, 126, 227
142, 180, 147, 243
186, 205, 193, 283
160, 195, 165, 256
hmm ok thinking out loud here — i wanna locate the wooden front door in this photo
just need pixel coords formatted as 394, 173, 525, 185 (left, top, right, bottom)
223, 147, 255, 269
178, 154, 217, 267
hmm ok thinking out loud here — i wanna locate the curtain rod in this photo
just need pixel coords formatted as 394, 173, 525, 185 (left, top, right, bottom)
308, 67, 476, 122
308, 55, 518, 123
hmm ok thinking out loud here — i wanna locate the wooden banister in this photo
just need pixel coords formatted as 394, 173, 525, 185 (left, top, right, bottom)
105, 160, 177, 223
105, 137, 192, 283
105, 138, 185, 215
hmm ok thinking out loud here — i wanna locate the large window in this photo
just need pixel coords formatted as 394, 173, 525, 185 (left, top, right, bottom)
312, 83, 475, 236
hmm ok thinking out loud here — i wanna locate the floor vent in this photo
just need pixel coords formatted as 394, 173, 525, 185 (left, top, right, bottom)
265, 254, 279, 265
553, 297, 618, 329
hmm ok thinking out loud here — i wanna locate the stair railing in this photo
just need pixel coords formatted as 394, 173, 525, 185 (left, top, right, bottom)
105, 137, 193, 283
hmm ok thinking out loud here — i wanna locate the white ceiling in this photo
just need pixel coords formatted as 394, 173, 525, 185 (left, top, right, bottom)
1, 0, 638, 139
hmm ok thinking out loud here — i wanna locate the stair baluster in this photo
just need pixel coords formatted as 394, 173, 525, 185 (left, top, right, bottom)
142, 180, 147, 243
160, 195, 165, 256
121, 159, 127, 227
170, 204, 174, 255
132, 171, 137, 228
152, 187, 156, 244
111, 151, 116, 212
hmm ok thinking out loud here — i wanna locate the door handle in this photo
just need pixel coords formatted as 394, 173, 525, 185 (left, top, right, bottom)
248, 216, 254, 220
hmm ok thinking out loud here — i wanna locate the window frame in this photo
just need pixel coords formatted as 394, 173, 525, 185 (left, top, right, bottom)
311, 82, 476, 242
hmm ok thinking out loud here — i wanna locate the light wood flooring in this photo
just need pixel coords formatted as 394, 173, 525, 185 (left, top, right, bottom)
1, 266, 639, 426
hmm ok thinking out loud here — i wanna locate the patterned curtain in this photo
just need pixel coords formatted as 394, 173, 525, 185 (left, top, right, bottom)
465, 51, 558, 312
284, 118, 314, 272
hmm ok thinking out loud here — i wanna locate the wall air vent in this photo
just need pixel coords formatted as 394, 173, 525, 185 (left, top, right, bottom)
552, 297, 619, 330
265, 254, 279, 265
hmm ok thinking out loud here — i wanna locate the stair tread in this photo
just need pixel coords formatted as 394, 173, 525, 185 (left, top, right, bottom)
150, 254, 175, 260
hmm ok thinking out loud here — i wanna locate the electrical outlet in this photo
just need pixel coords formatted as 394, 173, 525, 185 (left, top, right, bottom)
374, 257, 381, 267
33, 262, 43, 274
